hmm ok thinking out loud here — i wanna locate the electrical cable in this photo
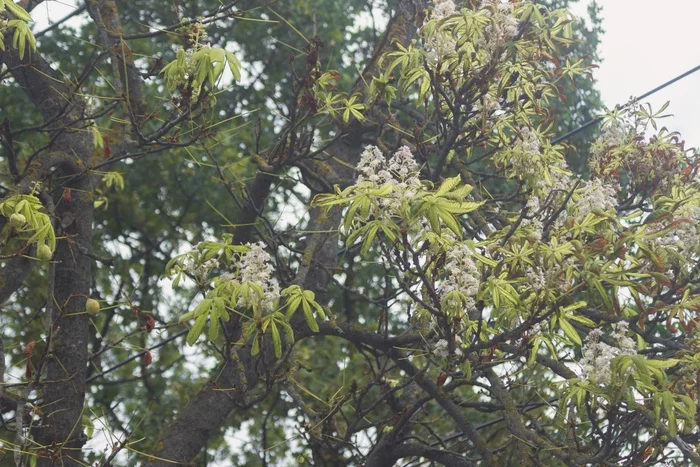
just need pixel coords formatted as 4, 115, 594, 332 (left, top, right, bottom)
553, 62, 700, 144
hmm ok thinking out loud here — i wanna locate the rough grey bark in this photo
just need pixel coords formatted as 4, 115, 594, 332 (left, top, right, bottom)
1, 33, 95, 466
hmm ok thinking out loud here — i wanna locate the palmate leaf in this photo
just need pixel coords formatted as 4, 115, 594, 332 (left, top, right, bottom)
161, 49, 187, 91
411, 176, 483, 236
181, 296, 231, 344
342, 95, 366, 124
1, 193, 56, 251
8, 19, 36, 60
415, 197, 484, 237
244, 313, 295, 360
345, 220, 399, 257
281, 285, 325, 330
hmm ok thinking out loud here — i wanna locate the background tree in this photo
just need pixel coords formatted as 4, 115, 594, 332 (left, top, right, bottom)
3, 1, 699, 467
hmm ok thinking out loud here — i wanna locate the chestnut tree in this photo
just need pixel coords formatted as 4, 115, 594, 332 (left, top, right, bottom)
2, 0, 699, 466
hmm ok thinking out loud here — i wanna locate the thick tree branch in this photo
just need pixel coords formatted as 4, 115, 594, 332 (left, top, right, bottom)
1, 28, 95, 467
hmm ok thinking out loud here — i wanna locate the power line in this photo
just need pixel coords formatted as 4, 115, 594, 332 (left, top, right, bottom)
553, 62, 700, 144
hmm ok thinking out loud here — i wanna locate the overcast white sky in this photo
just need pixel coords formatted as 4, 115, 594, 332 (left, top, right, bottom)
570, 0, 700, 150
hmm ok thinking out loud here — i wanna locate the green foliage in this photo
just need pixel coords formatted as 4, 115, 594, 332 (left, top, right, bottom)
281, 285, 326, 332
0, 1, 35, 57
161, 46, 241, 93
9, 0, 699, 466
7, 19, 35, 59
0, 193, 56, 255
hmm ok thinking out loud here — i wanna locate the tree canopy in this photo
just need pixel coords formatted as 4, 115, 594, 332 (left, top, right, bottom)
3, 0, 700, 466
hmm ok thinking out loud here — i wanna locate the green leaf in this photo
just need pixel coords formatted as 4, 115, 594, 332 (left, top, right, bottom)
564, 313, 595, 328
474, 252, 497, 268
225, 51, 242, 81
528, 337, 541, 365
361, 224, 379, 256
251, 333, 260, 356
436, 176, 461, 196
208, 310, 220, 341
276, 316, 295, 345
662, 391, 677, 436
588, 277, 613, 311
461, 360, 472, 381
270, 320, 282, 358
9, 20, 35, 60
285, 296, 302, 319
303, 299, 319, 333
631, 355, 652, 385
559, 317, 581, 346
187, 311, 209, 345
438, 209, 462, 238
313, 301, 326, 320
646, 359, 679, 369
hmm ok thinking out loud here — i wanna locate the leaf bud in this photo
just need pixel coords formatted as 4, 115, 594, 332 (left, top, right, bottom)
37, 244, 53, 262
9, 213, 26, 228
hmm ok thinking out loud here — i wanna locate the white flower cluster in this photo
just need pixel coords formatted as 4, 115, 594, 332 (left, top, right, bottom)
236, 242, 280, 312
519, 196, 543, 240
592, 124, 628, 158
182, 17, 209, 53
508, 127, 545, 183
433, 0, 457, 19
433, 336, 463, 358
574, 179, 618, 220
519, 126, 541, 155
524, 257, 574, 293
656, 205, 700, 253
425, 0, 458, 64
536, 166, 573, 195
475, 92, 502, 116
180, 18, 211, 73
590, 100, 684, 191
579, 322, 636, 386
439, 243, 480, 312
356, 145, 393, 185
476, 1, 519, 62
355, 145, 422, 217
183, 254, 219, 280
